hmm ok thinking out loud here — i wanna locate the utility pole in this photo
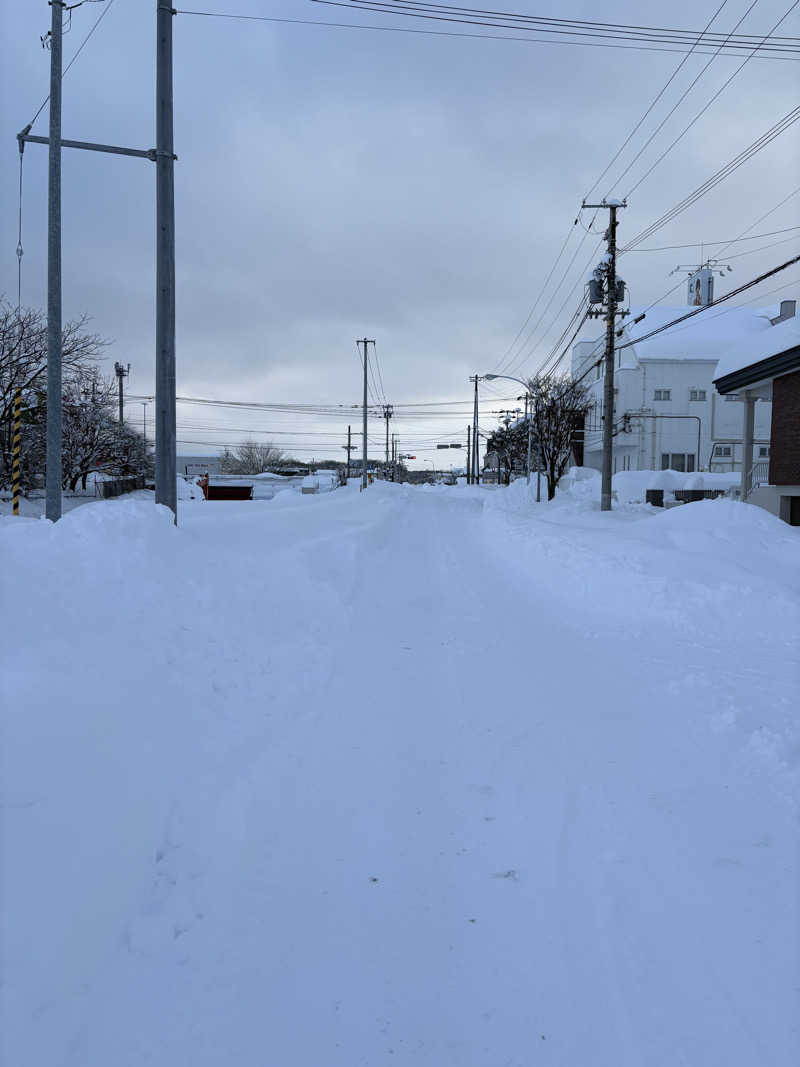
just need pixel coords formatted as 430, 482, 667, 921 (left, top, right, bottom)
46, 1, 64, 522
18, 4, 177, 521
357, 337, 375, 490
583, 198, 627, 511
470, 375, 480, 485
141, 401, 149, 446
466, 424, 471, 483
525, 395, 533, 487
343, 424, 355, 480
382, 403, 393, 473
156, 1, 177, 520
114, 361, 130, 424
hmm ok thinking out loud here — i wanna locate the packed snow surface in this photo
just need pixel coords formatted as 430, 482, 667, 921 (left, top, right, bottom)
1, 482, 798, 1066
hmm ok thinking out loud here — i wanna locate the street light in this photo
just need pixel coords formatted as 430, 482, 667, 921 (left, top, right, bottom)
424, 458, 436, 480
481, 372, 538, 497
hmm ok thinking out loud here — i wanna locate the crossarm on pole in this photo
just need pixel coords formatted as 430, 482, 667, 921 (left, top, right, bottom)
16, 131, 177, 162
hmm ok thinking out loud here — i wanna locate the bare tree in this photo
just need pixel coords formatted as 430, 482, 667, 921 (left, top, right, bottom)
525, 373, 592, 500
220, 439, 284, 474
0, 301, 105, 485
60, 366, 153, 490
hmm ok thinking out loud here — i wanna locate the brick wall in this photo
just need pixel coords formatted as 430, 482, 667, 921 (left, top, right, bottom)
769, 369, 800, 485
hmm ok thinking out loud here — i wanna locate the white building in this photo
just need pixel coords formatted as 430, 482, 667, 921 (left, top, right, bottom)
571, 300, 796, 473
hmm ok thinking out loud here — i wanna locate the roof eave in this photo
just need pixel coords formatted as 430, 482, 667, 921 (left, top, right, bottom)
713, 344, 800, 394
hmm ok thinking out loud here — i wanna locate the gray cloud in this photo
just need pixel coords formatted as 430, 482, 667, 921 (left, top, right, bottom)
2, 0, 798, 461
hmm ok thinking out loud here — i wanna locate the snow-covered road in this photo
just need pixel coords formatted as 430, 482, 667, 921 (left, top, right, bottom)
2, 482, 798, 1066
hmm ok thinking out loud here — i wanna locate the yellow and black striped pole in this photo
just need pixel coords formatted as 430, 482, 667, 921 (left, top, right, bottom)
12, 389, 21, 516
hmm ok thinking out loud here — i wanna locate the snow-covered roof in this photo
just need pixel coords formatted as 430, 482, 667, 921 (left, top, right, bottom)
713, 314, 800, 381
617, 304, 778, 362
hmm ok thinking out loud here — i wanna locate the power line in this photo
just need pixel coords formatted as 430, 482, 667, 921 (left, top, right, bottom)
615, 253, 800, 351
624, 225, 800, 252
314, 1, 800, 54
25, 0, 117, 130
714, 184, 800, 258
501, 4, 797, 381
583, 0, 731, 202
622, 0, 800, 200
503, 224, 601, 376
724, 232, 800, 260
319, 0, 796, 42
175, 6, 800, 58
511, 237, 605, 379
499, 0, 730, 380
494, 217, 578, 373
622, 105, 800, 251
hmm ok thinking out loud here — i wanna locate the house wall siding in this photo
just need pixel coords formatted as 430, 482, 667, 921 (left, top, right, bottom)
769, 369, 800, 485
580, 360, 771, 471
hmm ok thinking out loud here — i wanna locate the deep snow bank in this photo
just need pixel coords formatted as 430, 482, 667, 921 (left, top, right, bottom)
1, 487, 798, 1067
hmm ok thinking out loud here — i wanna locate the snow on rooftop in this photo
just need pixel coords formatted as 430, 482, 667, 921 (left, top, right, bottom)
713, 312, 800, 381
611, 303, 780, 361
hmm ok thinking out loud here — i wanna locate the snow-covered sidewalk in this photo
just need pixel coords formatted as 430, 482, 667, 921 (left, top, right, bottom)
1, 483, 798, 1066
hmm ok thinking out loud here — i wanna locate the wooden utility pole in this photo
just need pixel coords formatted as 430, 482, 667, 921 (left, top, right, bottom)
466, 424, 471, 483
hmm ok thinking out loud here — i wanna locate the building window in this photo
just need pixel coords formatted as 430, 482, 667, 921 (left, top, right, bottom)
724, 393, 740, 402
715, 445, 732, 457
759, 446, 770, 457
653, 389, 671, 401
689, 389, 706, 402
662, 453, 695, 472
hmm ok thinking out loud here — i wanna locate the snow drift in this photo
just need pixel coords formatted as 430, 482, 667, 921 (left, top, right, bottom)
1, 485, 797, 1066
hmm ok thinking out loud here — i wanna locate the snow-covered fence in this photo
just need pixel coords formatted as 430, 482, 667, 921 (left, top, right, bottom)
97, 475, 145, 499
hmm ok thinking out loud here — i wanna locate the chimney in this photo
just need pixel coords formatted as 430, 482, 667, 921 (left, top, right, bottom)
770, 299, 796, 325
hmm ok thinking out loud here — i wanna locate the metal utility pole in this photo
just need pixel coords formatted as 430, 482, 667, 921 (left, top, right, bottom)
141, 401, 149, 445
156, 1, 177, 520
12, 390, 22, 516
357, 337, 375, 490
46, 1, 64, 522
114, 361, 130, 424
18, 3, 177, 520
466, 424, 471, 483
583, 198, 626, 511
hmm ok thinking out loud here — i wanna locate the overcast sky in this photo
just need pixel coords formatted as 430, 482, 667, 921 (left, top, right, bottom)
2, 0, 798, 464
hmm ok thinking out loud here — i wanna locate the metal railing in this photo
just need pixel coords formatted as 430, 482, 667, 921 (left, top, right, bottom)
750, 460, 770, 486
745, 460, 770, 497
